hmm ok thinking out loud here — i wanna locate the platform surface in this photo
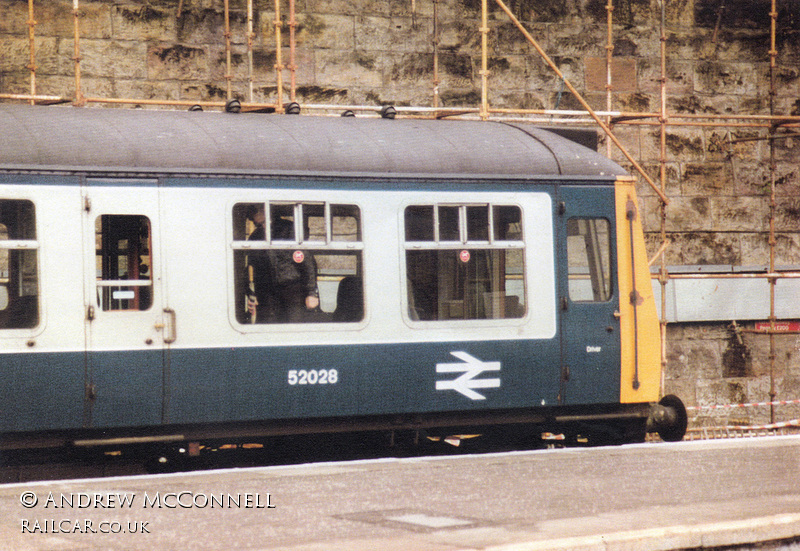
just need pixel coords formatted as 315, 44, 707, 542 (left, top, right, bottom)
2, 436, 800, 550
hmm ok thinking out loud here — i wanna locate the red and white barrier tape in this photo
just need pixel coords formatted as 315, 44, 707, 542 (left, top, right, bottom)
725, 419, 800, 431
687, 398, 800, 411
684, 399, 800, 437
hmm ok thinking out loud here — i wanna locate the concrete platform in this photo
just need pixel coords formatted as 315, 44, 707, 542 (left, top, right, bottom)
3, 436, 800, 550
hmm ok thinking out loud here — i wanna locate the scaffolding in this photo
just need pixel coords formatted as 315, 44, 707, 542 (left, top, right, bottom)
2, 0, 800, 426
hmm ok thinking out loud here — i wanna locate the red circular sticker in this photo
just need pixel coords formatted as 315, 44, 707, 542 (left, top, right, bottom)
293, 250, 305, 263
459, 250, 470, 263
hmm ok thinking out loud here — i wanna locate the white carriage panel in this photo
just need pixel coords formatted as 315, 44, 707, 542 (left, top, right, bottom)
159, 185, 382, 349
522, 191, 557, 339
156, 185, 557, 351
0, 183, 86, 353
357, 189, 405, 343
157, 186, 235, 349
36, 185, 87, 351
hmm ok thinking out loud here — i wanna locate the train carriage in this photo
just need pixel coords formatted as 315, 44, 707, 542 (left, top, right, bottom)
0, 104, 686, 454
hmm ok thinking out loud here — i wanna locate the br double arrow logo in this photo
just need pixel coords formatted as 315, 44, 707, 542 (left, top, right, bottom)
435, 351, 501, 400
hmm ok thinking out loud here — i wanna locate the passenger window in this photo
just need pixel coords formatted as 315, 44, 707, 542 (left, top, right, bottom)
567, 218, 612, 302
404, 204, 525, 321
404, 206, 434, 241
0, 200, 39, 329
438, 206, 460, 241
232, 202, 363, 324
96, 215, 153, 311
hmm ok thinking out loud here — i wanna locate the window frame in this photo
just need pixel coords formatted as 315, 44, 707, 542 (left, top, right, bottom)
566, 216, 614, 303
0, 198, 41, 332
231, 201, 363, 252
94, 214, 154, 312
230, 200, 365, 329
402, 201, 527, 325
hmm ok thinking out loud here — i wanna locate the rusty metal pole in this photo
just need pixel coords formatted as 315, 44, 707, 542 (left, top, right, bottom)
247, 0, 254, 102
288, 0, 297, 102
605, 0, 614, 157
0, 92, 64, 102
81, 97, 280, 109
72, 0, 83, 105
274, 0, 285, 111
658, 0, 669, 396
667, 272, 800, 280
768, 0, 778, 424
493, 0, 669, 204
479, 0, 490, 120
432, 0, 441, 109
27, 0, 37, 105
223, 0, 233, 100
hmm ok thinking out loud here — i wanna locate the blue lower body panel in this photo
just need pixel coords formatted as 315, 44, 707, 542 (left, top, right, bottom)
0, 352, 84, 433
1, 337, 621, 435
167, 340, 566, 424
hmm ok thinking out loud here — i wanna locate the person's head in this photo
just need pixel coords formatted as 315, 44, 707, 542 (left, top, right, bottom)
245, 204, 265, 226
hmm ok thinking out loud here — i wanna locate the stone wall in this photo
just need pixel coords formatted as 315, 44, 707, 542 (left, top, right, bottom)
667, 323, 800, 428
1, 0, 799, 428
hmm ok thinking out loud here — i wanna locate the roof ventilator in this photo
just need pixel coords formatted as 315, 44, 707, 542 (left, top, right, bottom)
225, 99, 241, 113
380, 105, 397, 119
284, 102, 301, 115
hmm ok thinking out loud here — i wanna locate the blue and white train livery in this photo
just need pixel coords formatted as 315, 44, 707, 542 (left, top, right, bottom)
0, 104, 686, 452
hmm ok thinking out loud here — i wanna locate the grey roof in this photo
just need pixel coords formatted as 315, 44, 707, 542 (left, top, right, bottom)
0, 104, 626, 179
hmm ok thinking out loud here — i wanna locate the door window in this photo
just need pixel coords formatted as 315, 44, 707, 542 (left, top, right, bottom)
566, 218, 612, 302
95, 215, 153, 311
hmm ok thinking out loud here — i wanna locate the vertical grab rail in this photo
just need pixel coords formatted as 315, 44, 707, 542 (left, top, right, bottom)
163, 308, 177, 344
626, 199, 641, 390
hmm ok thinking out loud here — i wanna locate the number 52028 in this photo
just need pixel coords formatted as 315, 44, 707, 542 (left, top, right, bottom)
288, 369, 339, 386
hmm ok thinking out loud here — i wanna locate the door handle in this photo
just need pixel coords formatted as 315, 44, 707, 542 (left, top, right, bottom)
163, 308, 177, 344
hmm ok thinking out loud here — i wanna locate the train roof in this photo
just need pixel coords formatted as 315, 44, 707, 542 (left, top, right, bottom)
0, 104, 626, 180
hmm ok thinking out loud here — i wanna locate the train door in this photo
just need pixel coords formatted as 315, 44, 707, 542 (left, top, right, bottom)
81, 180, 171, 428
557, 185, 621, 405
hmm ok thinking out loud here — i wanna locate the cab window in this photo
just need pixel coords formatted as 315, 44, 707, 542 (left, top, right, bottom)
232, 202, 363, 324
567, 218, 612, 302
404, 204, 525, 321
0, 200, 39, 328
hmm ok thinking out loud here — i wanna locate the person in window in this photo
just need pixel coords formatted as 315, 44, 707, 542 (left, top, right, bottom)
245, 206, 320, 323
